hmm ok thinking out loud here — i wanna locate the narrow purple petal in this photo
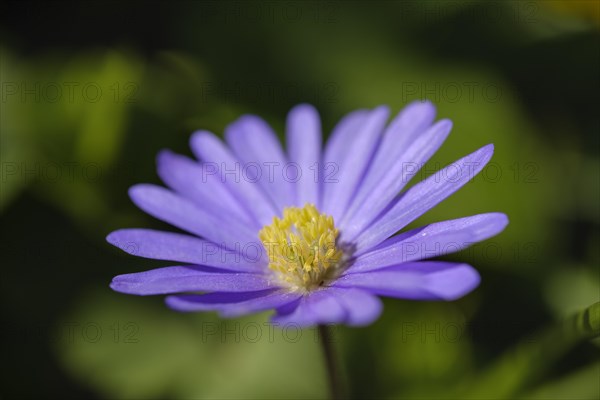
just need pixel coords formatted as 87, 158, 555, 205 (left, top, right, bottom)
286, 104, 322, 207
341, 101, 436, 225
326, 287, 383, 326
225, 115, 294, 210
106, 229, 265, 271
190, 130, 278, 225
218, 290, 301, 318
129, 184, 258, 251
370, 101, 437, 173
341, 119, 452, 237
271, 290, 346, 327
165, 289, 278, 312
353, 144, 495, 252
110, 266, 271, 295
322, 106, 390, 222
157, 150, 257, 228
323, 109, 369, 169
333, 261, 481, 301
346, 213, 509, 272
167, 289, 301, 317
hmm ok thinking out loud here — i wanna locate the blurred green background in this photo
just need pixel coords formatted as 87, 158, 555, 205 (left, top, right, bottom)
1, 1, 599, 398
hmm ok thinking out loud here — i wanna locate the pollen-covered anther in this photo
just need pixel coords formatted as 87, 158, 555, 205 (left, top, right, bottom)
259, 204, 344, 291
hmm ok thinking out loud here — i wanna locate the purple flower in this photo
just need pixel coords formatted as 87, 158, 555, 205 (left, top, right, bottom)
108, 101, 508, 327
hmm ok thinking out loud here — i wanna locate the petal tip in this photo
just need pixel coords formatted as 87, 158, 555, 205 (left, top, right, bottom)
495, 212, 510, 230
127, 183, 155, 204
437, 265, 481, 301
156, 149, 176, 166
483, 143, 495, 155
408, 99, 436, 112
438, 118, 453, 131
290, 103, 317, 115
374, 104, 391, 116
109, 275, 138, 295
189, 129, 216, 150
105, 230, 120, 245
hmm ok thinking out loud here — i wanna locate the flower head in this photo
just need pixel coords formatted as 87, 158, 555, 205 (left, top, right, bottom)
108, 101, 508, 326
259, 204, 345, 291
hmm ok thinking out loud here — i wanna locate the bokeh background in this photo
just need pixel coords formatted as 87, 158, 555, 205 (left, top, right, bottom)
1, 1, 599, 398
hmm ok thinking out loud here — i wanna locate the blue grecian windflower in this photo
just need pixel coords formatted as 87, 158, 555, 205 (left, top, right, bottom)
108, 101, 508, 326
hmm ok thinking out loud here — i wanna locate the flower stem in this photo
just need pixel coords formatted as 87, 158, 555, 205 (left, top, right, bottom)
318, 325, 345, 399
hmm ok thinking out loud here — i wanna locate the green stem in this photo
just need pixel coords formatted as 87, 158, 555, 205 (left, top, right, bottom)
318, 325, 345, 400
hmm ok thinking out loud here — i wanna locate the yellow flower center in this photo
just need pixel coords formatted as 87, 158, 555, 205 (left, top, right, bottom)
259, 204, 345, 292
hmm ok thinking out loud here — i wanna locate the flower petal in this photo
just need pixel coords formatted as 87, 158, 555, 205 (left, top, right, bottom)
106, 228, 265, 271
167, 290, 301, 317
326, 287, 383, 326
271, 290, 347, 327
110, 266, 270, 295
368, 101, 437, 177
333, 261, 481, 301
342, 101, 435, 219
341, 119, 452, 237
190, 130, 278, 225
286, 104, 322, 207
165, 289, 279, 312
322, 109, 369, 170
353, 144, 494, 252
225, 115, 294, 210
129, 184, 257, 251
157, 150, 256, 228
347, 212, 509, 272
322, 106, 390, 222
